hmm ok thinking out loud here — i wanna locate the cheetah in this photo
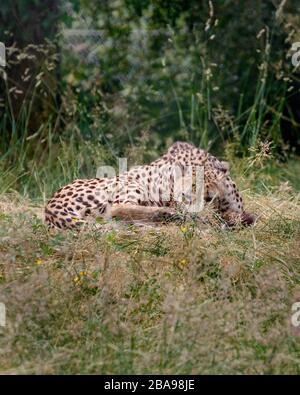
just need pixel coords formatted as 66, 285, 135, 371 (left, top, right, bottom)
45, 142, 255, 229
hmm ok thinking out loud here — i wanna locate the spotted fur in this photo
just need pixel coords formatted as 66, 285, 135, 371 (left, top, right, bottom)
45, 142, 255, 229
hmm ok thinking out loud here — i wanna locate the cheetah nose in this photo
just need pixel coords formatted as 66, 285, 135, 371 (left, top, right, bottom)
241, 212, 256, 226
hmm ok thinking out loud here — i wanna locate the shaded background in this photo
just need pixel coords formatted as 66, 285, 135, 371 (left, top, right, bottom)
0, 0, 300, 196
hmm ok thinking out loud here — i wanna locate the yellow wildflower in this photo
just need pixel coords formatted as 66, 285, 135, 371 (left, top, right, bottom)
179, 258, 189, 268
35, 258, 44, 266
73, 276, 81, 285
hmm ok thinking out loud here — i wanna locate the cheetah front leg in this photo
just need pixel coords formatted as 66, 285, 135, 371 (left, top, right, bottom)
108, 204, 178, 223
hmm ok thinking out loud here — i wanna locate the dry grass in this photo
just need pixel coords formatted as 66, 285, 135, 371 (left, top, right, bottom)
0, 186, 300, 374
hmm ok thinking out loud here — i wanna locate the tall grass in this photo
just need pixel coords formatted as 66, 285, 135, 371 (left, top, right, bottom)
0, 25, 297, 201
0, 188, 299, 374
0, 7, 300, 374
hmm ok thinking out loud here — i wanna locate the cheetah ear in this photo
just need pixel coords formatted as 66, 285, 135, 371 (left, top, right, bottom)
220, 161, 230, 174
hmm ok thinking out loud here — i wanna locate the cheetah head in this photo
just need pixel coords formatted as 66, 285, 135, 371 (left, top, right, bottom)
205, 166, 256, 227
166, 142, 256, 226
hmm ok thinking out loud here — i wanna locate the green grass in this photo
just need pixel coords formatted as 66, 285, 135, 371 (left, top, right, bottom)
0, 163, 300, 374
1, 2, 300, 374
